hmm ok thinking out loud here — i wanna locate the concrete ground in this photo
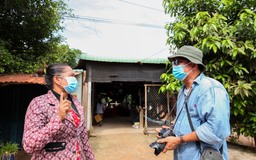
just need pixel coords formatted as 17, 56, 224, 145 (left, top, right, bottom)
89, 116, 256, 160
15, 116, 256, 160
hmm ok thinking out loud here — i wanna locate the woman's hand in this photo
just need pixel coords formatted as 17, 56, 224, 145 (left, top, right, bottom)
58, 92, 71, 121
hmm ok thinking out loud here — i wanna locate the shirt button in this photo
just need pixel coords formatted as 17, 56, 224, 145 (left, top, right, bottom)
73, 150, 76, 154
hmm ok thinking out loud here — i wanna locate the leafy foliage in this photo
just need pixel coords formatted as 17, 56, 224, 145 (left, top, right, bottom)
0, 142, 18, 157
45, 44, 82, 68
0, 0, 80, 73
161, 0, 256, 139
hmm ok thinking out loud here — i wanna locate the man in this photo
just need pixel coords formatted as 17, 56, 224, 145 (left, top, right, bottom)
157, 45, 230, 160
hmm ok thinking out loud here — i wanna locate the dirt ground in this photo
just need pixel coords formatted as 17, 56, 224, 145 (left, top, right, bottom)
15, 116, 256, 160
89, 117, 172, 160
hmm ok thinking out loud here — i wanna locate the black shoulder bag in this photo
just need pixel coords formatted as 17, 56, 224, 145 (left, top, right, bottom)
184, 91, 223, 160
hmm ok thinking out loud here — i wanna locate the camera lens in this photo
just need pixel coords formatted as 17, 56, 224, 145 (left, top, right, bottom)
149, 141, 166, 156
149, 128, 175, 156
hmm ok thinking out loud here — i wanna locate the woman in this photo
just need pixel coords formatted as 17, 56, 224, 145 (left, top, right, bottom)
22, 63, 95, 160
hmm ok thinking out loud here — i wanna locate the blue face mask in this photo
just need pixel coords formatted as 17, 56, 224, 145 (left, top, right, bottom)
172, 63, 192, 81
64, 77, 79, 94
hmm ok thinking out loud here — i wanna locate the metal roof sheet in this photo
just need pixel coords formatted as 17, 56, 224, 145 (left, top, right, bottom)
80, 53, 168, 64
0, 70, 83, 85
0, 74, 45, 85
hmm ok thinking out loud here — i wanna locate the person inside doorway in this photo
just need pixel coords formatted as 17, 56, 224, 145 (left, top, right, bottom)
157, 104, 169, 125
96, 98, 105, 126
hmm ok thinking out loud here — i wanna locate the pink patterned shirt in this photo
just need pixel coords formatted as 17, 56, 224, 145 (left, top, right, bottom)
22, 90, 95, 160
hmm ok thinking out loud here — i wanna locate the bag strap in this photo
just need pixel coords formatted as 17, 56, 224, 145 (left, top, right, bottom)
184, 96, 201, 150
184, 88, 223, 154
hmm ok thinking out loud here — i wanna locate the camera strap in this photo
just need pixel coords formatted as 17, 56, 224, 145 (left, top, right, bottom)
184, 87, 195, 130
172, 87, 193, 128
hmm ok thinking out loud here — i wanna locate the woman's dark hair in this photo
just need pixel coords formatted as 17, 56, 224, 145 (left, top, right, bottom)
45, 63, 70, 89
97, 98, 102, 104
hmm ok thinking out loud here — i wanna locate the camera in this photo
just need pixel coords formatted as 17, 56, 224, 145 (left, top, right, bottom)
149, 128, 175, 156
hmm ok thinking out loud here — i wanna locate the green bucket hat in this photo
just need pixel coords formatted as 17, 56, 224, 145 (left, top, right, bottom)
168, 45, 206, 69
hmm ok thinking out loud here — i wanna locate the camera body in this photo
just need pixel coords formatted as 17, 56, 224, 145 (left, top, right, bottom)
149, 128, 175, 156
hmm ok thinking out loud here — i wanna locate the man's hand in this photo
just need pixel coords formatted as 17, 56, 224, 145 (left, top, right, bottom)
58, 92, 71, 121
157, 136, 180, 153
155, 125, 171, 139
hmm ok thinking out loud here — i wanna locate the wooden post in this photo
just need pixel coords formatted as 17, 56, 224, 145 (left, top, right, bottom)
144, 84, 148, 135
139, 106, 144, 129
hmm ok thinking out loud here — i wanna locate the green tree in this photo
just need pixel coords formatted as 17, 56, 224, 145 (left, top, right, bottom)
46, 44, 82, 68
0, 0, 79, 73
161, 0, 256, 143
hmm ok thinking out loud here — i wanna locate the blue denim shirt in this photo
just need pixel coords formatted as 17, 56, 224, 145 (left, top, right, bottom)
173, 73, 230, 160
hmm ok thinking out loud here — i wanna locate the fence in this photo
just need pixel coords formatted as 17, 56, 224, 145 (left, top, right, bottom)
143, 84, 174, 134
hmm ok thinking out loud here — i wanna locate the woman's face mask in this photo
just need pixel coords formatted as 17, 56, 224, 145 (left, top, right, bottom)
63, 77, 79, 94
172, 62, 192, 81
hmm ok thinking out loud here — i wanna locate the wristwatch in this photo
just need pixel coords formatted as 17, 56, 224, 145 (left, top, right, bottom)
179, 136, 185, 144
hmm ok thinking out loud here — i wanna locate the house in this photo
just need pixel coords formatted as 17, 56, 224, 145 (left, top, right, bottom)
0, 74, 47, 146
76, 53, 170, 133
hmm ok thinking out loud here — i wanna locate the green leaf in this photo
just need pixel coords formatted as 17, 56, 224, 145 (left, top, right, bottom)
213, 45, 217, 53
203, 24, 208, 32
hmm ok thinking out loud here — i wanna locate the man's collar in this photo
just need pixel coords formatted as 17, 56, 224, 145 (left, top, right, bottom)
181, 73, 205, 90
193, 73, 205, 85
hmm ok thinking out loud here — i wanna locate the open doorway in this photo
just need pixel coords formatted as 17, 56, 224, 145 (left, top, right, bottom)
92, 82, 145, 128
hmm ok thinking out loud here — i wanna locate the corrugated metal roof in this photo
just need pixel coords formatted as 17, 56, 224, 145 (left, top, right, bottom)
80, 53, 168, 64
0, 74, 45, 85
0, 70, 83, 85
